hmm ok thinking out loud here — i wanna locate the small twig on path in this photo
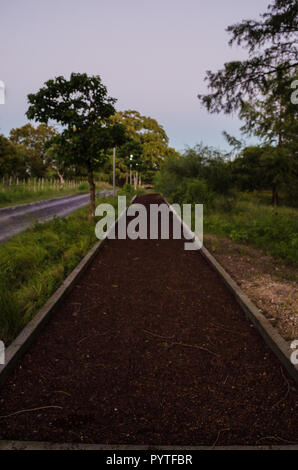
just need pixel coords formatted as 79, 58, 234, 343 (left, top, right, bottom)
170, 341, 219, 357
0, 406, 63, 419
143, 329, 219, 356
51, 390, 71, 397
142, 329, 176, 340
212, 428, 231, 448
209, 321, 239, 335
272, 366, 291, 408
76, 331, 109, 345
256, 435, 297, 445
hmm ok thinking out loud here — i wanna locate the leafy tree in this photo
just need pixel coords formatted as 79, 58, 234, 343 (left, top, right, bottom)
231, 146, 269, 192
26, 73, 125, 218
0, 135, 26, 178
198, 0, 298, 206
198, 0, 298, 113
237, 70, 297, 204
110, 110, 176, 182
10, 123, 57, 178
238, 71, 297, 144
154, 144, 233, 203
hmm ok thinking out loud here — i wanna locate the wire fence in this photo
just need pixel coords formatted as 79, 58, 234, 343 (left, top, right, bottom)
0, 177, 87, 192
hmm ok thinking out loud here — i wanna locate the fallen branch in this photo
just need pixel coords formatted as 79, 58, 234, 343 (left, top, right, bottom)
0, 405, 63, 419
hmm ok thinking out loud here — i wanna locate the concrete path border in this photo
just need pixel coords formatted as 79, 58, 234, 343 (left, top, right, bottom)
0, 440, 298, 450
167, 201, 298, 385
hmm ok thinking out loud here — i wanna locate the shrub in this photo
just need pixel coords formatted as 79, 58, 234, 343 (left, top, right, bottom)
78, 181, 89, 191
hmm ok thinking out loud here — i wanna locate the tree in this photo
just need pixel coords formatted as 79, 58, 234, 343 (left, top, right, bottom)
198, 0, 298, 113
10, 123, 57, 178
231, 146, 270, 192
198, 0, 298, 206
0, 135, 26, 178
154, 143, 233, 203
236, 69, 297, 204
26, 73, 124, 218
110, 110, 175, 182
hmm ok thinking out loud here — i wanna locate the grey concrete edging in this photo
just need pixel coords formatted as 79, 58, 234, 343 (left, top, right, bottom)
166, 200, 298, 385
0, 194, 135, 389
0, 440, 298, 450
200, 245, 298, 384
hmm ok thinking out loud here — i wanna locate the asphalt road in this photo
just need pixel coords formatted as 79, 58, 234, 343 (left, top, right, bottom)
0, 190, 114, 243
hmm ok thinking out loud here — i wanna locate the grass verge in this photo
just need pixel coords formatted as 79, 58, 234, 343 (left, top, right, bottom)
0, 189, 141, 345
203, 199, 298, 266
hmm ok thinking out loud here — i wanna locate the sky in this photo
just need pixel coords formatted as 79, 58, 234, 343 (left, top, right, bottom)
0, 0, 270, 152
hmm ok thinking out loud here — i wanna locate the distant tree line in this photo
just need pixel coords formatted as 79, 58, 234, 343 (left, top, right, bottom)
154, 142, 298, 208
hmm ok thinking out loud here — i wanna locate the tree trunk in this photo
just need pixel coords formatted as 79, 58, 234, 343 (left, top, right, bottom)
52, 165, 65, 188
57, 169, 65, 188
272, 184, 279, 207
87, 166, 96, 219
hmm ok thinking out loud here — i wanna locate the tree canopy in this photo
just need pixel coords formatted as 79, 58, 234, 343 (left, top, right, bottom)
10, 123, 57, 178
26, 73, 125, 217
198, 0, 298, 114
110, 110, 178, 181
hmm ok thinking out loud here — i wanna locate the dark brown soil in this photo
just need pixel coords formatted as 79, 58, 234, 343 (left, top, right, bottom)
0, 194, 297, 445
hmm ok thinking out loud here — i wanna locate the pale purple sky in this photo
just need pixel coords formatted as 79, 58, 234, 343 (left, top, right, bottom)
0, 0, 269, 151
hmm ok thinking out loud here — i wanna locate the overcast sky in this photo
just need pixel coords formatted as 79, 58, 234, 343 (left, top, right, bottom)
0, 0, 270, 152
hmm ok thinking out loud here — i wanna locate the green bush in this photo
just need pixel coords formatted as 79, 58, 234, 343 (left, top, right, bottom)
78, 181, 89, 191
182, 178, 214, 206
0, 192, 11, 203
122, 183, 134, 195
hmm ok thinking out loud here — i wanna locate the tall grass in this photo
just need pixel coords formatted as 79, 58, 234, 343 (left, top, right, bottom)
203, 199, 298, 265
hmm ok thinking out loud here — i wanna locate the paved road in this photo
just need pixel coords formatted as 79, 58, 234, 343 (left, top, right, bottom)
0, 190, 114, 243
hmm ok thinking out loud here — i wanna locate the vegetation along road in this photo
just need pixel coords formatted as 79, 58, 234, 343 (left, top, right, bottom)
0, 190, 114, 243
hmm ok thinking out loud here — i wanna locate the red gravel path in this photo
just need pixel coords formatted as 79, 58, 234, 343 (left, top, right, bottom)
0, 194, 297, 445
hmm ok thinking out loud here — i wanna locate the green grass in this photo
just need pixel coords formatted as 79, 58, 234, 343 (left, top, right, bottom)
0, 188, 138, 345
203, 198, 298, 266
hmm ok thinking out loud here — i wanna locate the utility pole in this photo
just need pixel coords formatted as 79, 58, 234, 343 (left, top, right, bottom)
129, 154, 133, 185
113, 147, 116, 195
